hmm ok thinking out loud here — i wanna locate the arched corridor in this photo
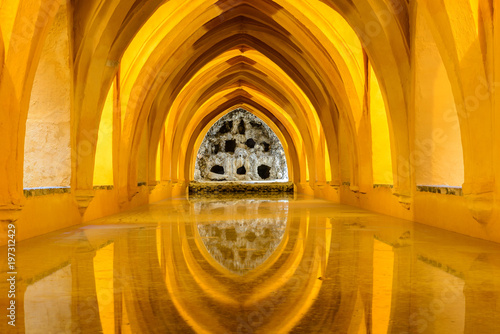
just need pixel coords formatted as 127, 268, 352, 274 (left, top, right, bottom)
1, 0, 500, 332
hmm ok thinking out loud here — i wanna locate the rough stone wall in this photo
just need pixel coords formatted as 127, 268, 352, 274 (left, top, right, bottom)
23, 4, 71, 188
195, 109, 288, 182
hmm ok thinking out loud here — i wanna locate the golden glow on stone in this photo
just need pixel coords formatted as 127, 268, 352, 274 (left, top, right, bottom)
1, 3, 500, 327
370, 66, 393, 185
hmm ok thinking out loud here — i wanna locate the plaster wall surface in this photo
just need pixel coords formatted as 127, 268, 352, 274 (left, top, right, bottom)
24, 5, 71, 189
414, 9, 464, 187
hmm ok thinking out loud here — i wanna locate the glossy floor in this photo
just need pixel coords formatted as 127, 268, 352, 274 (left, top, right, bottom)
2, 194, 500, 333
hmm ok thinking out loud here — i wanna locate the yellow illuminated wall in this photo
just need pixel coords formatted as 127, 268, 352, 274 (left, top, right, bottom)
370, 66, 394, 185
24, 4, 71, 189
339, 120, 351, 183
94, 83, 115, 186
414, 7, 464, 187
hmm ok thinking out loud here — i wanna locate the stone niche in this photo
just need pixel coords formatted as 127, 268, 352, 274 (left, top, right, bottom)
195, 109, 288, 182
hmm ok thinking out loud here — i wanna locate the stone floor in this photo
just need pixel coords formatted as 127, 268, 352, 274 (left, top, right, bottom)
1, 194, 499, 333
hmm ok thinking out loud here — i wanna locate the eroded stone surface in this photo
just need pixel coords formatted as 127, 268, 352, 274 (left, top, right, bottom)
195, 109, 288, 182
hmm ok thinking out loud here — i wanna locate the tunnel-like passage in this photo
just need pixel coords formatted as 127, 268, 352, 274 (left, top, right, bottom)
2, 1, 500, 332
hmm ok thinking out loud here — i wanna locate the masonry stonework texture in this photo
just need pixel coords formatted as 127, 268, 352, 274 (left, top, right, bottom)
195, 109, 288, 182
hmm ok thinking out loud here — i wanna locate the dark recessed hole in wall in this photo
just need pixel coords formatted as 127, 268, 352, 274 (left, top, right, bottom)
213, 144, 220, 154
225, 140, 236, 153
246, 138, 256, 148
238, 119, 246, 134
263, 228, 271, 238
258, 165, 271, 179
251, 252, 262, 260
211, 165, 225, 174
237, 166, 247, 175
225, 227, 237, 241
262, 142, 270, 152
239, 249, 247, 261
245, 231, 257, 242
219, 121, 233, 134
250, 121, 262, 129
218, 245, 233, 260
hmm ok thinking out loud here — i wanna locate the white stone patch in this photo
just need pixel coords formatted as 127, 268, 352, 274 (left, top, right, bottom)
195, 109, 288, 182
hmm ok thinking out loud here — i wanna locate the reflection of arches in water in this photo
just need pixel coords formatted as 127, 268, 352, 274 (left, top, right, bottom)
14, 195, 500, 334
194, 199, 288, 274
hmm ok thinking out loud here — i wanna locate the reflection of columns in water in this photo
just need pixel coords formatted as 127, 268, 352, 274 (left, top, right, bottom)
117, 228, 193, 333
282, 216, 343, 332
70, 245, 103, 333
388, 242, 412, 333
358, 230, 374, 333
113, 237, 124, 334
329, 218, 367, 333
464, 254, 500, 333
277, 216, 374, 333
159, 200, 381, 333
164, 213, 232, 332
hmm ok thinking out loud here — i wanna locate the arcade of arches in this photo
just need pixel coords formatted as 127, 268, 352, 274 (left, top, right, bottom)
2, 0, 500, 244
1, 0, 500, 332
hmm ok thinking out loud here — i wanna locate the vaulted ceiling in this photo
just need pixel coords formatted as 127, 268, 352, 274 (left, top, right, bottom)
2, 0, 494, 223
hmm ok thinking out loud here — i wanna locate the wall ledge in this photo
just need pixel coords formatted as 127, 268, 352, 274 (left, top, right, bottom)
373, 184, 394, 189
417, 185, 463, 196
93, 185, 114, 190
23, 187, 71, 198
189, 181, 294, 195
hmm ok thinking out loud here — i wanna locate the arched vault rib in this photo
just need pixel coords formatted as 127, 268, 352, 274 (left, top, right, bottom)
91, 0, 367, 198
0, 0, 63, 208
114, 0, 412, 199
174, 87, 308, 183
149, 80, 312, 188
72, 0, 164, 192
159, 65, 324, 183
164, 83, 310, 184
0, 0, 412, 210
120, 26, 360, 196
321, 0, 412, 200
418, 0, 494, 223
0, 0, 415, 212
161, 89, 307, 184
146, 49, 337, 186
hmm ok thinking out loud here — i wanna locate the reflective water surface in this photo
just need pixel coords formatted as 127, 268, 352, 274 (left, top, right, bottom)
1, 195, 500, 333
